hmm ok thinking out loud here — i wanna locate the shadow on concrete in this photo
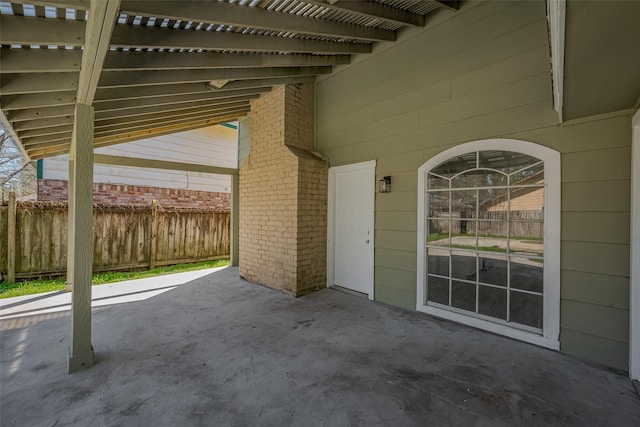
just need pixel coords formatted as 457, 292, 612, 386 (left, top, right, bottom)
1, 267, 639, 426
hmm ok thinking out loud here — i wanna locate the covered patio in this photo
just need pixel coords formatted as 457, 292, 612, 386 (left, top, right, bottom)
2, 267, 639, 426
2, 0, 640, 420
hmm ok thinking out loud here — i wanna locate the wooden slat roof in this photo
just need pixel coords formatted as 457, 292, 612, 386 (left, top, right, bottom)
0, 0, 457, 159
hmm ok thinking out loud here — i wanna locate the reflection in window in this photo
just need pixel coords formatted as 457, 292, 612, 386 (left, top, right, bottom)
425, 150, 545, 332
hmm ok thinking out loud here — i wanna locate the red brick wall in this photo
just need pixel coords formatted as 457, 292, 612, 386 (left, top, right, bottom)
37, 179, 230, 210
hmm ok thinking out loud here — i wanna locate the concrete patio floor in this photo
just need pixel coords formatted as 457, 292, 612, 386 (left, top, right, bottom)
1, 267, 639, 426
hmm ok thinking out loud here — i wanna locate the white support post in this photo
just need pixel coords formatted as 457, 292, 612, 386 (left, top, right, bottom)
230, 174, 239, 267
67, 103, 95, 373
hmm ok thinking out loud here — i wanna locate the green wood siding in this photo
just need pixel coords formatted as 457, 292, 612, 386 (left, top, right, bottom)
316, 0, 632, 370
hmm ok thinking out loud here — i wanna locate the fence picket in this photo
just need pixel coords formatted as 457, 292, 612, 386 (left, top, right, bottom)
0, 201, 230, 280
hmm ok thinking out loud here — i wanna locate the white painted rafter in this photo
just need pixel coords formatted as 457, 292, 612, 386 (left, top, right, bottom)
120, 0, 395, 41
306, 0, 424, 26
110, 24, 371, 54
547, 0, 566, 122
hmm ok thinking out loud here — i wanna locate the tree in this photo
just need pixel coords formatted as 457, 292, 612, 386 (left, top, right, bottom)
1, 123, 36, 201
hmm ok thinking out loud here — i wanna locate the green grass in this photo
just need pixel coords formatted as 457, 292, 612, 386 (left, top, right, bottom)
0, 259, 229, 299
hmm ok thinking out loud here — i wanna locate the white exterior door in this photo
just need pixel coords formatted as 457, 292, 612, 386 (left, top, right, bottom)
328, 161, 375, 299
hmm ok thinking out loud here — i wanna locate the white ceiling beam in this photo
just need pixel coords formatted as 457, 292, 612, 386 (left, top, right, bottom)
94, 87, 270, 111
27, 114, 246, 158
102, 51, 350, 71
110, 24, 371, 54
28, 143, 75, 159
77, 0, 121, 104
97, 66, 331, 88
0, 15, 85, 46
308, 0, 424, 27
94, 109, 249, 138
6, 104, 75, 122
94, 104, 251, 128
95, 107, 250, 133
12, 116, 74, 132
120, 0, 395, 42
0, 73, 78, 95
94, 99, 252, 121
207, 76, 316, 92
93, 154, 239, 176
94, 76, 316, 102
434, 1, 460, 12
2, 91, 77, 110
0, 49, 82, 73
17, 124, 73, 139
94, 83, 212, 101
9, 0, 89, 10
12, 104, 249, 137
92, 116, 248, 148
22, 133, 73, 147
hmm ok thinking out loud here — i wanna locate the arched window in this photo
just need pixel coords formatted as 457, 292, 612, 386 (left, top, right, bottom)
417, 139, 560, 349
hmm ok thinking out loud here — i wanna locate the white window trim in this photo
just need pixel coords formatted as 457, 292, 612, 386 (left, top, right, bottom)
327, 160, 376, 300
630, 110, 640, 381
417, 139, 560, 350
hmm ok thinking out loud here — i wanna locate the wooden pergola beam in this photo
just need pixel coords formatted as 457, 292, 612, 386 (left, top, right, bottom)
0, 49, 82, 74
311, 0, 425, 27
0, 73, 79, 95
94, 99, 253, 121
435, 1, 460, 12
27, 114, 246, 159
0, 15, 85, 46
93, 154, 239, 176
22, 132, 73, 148
93, 116, 247, 148
102, 51, 350, 71
9, 0, 89, 10
206, 76, 316, 92
17, 124, 73, 139
7, 104, 75, 122
12, 116, 75, 132
95, 105, 250, 131
0, 48, 310, 78
94, 104, 251, 128
94, 83, 211, 102
120, 0, 395, 42
94, 109, 249, 138
2, 91, 77, 110
97, 66, 331, 88
93, 87, 270, 112
110, 24, 371, 54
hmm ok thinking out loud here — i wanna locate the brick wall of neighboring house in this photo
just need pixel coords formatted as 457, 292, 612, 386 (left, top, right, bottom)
37, 179, 230, 210
239, 83, 328, 297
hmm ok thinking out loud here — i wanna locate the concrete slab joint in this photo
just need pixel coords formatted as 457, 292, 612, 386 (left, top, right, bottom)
239, 83, 328, 297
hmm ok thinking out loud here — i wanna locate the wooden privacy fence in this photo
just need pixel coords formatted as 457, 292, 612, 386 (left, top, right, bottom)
0, 196, 230, 281
428, 210, 544, 238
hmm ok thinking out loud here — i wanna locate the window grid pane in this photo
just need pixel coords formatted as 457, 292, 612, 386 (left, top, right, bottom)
425, 149, 544, 332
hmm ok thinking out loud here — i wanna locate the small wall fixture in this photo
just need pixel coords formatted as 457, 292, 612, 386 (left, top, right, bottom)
379, 176, 391, 193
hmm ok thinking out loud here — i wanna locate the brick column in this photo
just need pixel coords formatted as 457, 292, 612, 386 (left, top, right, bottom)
239, 83, 327, 296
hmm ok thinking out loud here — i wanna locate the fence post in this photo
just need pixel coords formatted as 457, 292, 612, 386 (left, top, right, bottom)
7, 192, 16, 283
149, 199, 158, 270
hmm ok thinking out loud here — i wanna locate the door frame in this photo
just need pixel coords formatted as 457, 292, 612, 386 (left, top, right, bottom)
631, 109, 640, 381
327, 160, 376, 300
